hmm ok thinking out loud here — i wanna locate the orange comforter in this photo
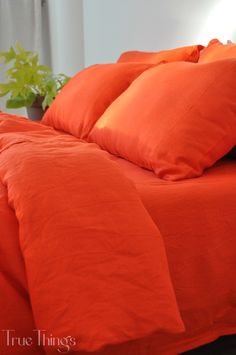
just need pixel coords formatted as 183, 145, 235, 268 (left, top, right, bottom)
0, 113, 184, 354
112, 156, 236, 354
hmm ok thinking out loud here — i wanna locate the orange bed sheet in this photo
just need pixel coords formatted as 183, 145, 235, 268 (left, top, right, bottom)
105, 156, 236, 354
66, 157, 236, 355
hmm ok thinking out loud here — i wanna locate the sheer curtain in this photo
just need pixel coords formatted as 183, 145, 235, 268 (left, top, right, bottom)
0, 0, 50, 115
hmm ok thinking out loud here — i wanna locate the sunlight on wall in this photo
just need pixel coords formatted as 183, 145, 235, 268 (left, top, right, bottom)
197, 0, 236, 44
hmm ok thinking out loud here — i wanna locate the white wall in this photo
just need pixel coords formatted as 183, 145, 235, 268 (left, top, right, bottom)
83, 0, 236, 66
47, 0, 84, 76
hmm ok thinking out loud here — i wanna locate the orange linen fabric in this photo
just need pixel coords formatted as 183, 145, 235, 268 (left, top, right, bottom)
78, 157, 236, 355
199, 38, 236, 62
0, 181, 43, 355
42, 62, 155, 139
89, 60, 236, 181
117, 44, 204, 63
0, 113, 184, 354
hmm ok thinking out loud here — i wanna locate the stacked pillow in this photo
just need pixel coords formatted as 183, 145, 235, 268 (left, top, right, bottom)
117, 44, 204, 63
88, 60, 236, 180
43, 41, 236, 180
42, 62, 157, 139
199, 39, 236, 63
199, 39, 236, 158
42, 44, 204, 139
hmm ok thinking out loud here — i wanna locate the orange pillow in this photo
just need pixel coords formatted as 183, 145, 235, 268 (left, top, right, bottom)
117, 44, 204, 64
199, 39, 236, 62
42, 63, 155, 139
89, 60, 236, 181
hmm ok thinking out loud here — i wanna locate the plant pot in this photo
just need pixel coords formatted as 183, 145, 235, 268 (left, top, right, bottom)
26, 96, 45, 121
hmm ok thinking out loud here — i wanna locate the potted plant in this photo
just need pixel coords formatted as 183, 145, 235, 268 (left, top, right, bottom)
0, 41, 70, 120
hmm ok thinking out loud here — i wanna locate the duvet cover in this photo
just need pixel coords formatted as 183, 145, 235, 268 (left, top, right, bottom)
0, 113, 184, 354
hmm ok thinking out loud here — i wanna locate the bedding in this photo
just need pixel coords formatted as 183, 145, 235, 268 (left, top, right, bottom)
89, 59, 236, 181
199, 38, 236, 62
117, 44, 204, 63
199, 39, 236, 158
0, 112, 236, 354
0, 113, 184, 354
0, 181, 43, 355
42, 62, 156, 139
79, 155, 236, 355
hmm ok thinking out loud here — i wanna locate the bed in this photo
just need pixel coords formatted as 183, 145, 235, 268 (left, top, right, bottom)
110, 156, 236, 354
0, 39, 236, 354
0, 112, 235, 354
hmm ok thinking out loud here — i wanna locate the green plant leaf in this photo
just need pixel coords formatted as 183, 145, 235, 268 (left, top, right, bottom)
0, 46, 16, 64
37, 65, 52, 73
0, 42, 70, 110
0, 83, 11, 97
15, 40, 24, 54
42, 95, 51, 110
6, 93, 36, 109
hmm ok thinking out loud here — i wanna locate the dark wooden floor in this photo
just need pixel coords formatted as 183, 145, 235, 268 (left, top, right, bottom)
182, 335, 236, 354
